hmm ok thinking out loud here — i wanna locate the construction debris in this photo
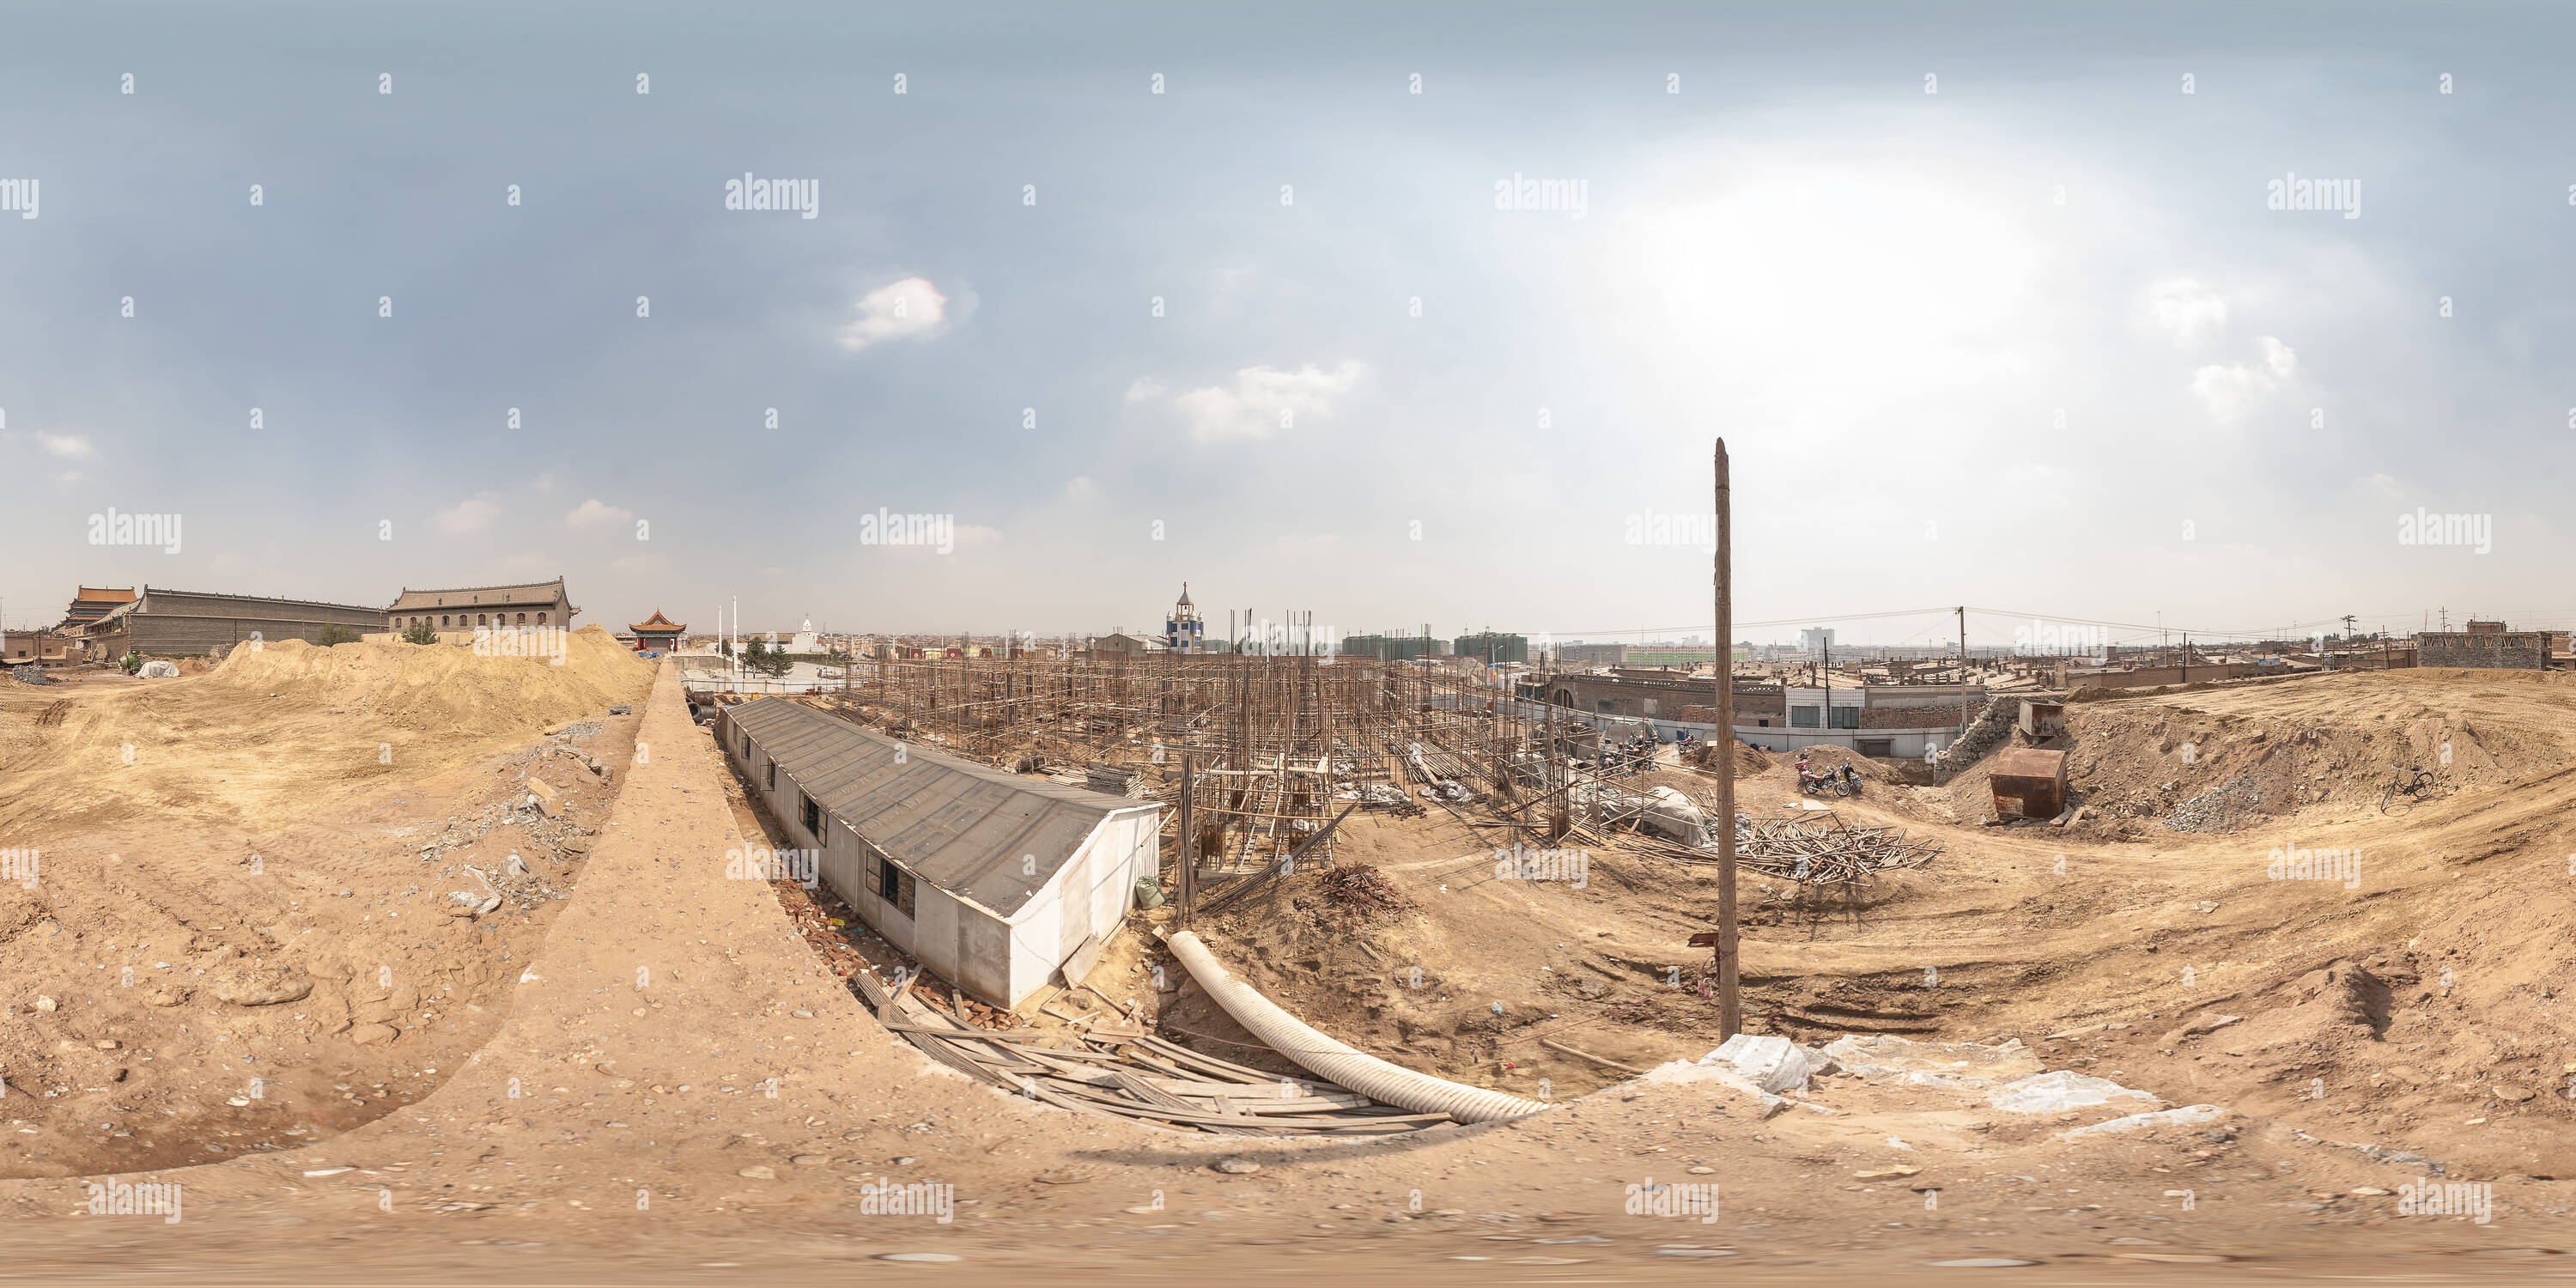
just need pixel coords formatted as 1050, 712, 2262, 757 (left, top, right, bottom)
1318, 864, 1415, 913
849, 959, 1448, 1137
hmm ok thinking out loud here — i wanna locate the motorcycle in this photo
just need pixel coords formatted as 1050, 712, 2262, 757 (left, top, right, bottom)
1800, 769, 1859, 798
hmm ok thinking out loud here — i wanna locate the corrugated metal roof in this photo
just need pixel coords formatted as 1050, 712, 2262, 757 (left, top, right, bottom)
727, 697, 1143, 918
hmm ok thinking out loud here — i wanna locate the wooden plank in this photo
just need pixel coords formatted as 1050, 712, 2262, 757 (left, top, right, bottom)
1019, 1076, 1200, 1134
1131, 1034, 1348, 1092
1109, 1069, 1264, 1137
1540, 1036, 1649, 1076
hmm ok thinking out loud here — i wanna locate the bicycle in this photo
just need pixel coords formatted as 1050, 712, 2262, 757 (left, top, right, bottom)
2379, 764, 2437, 815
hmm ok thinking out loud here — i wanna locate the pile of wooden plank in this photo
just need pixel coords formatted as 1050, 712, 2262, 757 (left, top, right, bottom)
848, 963, 1449, 1137
1619, 810, 1941, 885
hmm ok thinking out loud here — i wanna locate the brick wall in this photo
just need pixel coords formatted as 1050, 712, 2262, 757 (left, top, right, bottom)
2416, 631, 2559, 670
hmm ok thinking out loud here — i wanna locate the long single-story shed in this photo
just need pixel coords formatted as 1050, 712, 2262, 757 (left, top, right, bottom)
718, 696, 1161, 1008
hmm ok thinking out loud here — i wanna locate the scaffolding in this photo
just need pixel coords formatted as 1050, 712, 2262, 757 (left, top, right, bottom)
815, 653, 1581, 895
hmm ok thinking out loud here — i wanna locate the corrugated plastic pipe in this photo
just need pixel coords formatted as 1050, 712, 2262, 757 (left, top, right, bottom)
1161, 929, 1552, 1125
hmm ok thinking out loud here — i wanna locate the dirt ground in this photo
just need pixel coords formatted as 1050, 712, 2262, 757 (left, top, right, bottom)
8, 661, 2576, 1285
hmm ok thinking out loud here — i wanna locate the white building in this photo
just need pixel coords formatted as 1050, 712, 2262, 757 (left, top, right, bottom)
1164, 584, 1205, 654
719, 697, 1161, 1007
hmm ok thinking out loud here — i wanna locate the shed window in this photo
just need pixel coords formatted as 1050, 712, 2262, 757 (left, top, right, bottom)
800, 793, 822, 835
740, 732, 751, 757
1830, 706, 1860, 730
1789, 705, 1821, 728
876, 854, 917, 919
765, 760, 776, 791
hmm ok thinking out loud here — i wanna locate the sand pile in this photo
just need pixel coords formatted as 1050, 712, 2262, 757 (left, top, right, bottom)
208, 624, 651, 734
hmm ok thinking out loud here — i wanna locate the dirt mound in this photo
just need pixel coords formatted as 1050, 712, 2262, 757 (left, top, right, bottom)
1686, 740, 1774, 778
2217, 957, 2397, 1053
207, 625, 648, 734
2057, 670, 2576, 835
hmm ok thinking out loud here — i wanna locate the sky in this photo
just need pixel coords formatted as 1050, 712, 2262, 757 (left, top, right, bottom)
3, 2, 2572, 651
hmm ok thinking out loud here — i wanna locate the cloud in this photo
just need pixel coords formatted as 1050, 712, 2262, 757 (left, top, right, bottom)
33, 431, 96, 459
564, 498, 634, 529
837, 276, 950, 351
1063, 475, 1097, 501
611, 552, 670, 575
432, 494, 501, 535
1134, 362, 1364, 441
2145, 278, 2227, 344
955, 524, 1004, 547
2190, 336, 2295, 422
2256, 334, 2297, 378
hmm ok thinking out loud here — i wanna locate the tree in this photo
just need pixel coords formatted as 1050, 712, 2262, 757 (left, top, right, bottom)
400, 621, 439, 646
742, 635, 794, 677
316, 623, 361, 647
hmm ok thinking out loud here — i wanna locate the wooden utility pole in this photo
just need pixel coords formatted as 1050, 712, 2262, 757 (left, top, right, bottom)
1713, 440, 1741, 1040
1957, 605, 1969, 738
1177, 751, 1196, 926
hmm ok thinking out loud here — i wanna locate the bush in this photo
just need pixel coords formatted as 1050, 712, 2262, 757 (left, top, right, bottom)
400, 621, 439, 646
118, 651, 143, 675
316, 623, 361, 647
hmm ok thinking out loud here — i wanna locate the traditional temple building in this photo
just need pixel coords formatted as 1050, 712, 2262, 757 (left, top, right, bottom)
59, 586, 136, 629
629, 608, 686, 653
1164, 583, 1205, 654
387, 577, 577, 631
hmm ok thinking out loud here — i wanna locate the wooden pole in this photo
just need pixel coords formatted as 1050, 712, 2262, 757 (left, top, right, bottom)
1177, 751, 1196, 927
1957, 605, 1969, 738
1714, 439, 1741, 1040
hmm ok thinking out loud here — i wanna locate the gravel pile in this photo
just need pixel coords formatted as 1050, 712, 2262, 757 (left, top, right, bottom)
2164, 770, 2270, 832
